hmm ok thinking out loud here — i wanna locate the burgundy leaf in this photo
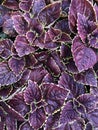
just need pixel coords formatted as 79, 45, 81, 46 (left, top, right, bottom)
87, 109, 98, 127
25, 54, 37, 68
12, 15, 29, 35
41, 83, 69, 114
19, 122, 33, 130
0, 39, 13, 59
58, 72, 86, 98
72, 36, 97, 72
8, 57, 25, 75
14, 35, 35, 57
29, 66, 47, 84
5, 115, 17, 130
0, 62, 22, 87
31, 0, 46, 17
0, 86, 12, 98
29, 107, 46, 129
24, 80, 42, 105
57, 32, 71, 43
89, 28, 98, 49
60, 101, 80, 124
74, 69, 97, 87
38, 2, 61, 26
19, 0, 32, 12
77, 13, 97, 43
77, 94, 96, 113
2, 0, 19, 10
69, 0, 96, 33
8, 92, 29, 116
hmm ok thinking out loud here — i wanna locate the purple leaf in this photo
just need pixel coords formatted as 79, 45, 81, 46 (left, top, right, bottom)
8, 57, 25, 75
12, 15, 29, 35
58, 72, 86, 98
29, 107, 46, 129
69, 0, 96, 33
14, 35, 35, 57
41, 83, 69, 114
44, 27, 61, 42
74, 69, 97, 87
31, 0, 46, 17
0, 62, 22, 87
77, 13, 97, 43
26, 31, 36, 43
2, 0, 19, 10
45, 111, 60, 130
3, 18, 16, 37
89, 28, 98, 49
25, 54, 37, 68
19, 122, 33, 130
72, 36, 97, 72
45, 57, 61, 76
94, 4, 98, 21
77, 94, 96, 113
19, 0, 32, 12
54, 18, 71, 34
60, 101, 80, 124
38, 2, 61, 26
8, 92, 29, 117
0, 87, 12, 98
87, 109, 98, 127
5, 115, 17, 130
29, 66, 47, 84
62, 0, 71, 14
24, 80, 42, 105
85, 122, 93, 130
0, 39, 13, 59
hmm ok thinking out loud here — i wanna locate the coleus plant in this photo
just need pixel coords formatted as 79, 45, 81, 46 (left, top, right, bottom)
0, 0, 98, 129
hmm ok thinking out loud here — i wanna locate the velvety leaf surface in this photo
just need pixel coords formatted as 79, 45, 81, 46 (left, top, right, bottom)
14, 35, 35, 57
89, 28, 98, 49
29, 66, 47, 84
19, 0, 32, 12
8, 57, 25, 75
87, 109, 98, 127
3, 18, 16, 36
74, 69, 97, 87
0, 62, 22, 86
26, 31, 36, 43
45, 111, 60, 130
24, 80, 42, 105
19, 122, 33, 130
85, 122, 93, 130
58, 72, 86, 98
2, 0, 19, 10
72, 36, 97, 72
41, 83, 69, 114
69, 0, 96, 33
29, 107, 46, 129
0, 39, 13, 59
55, 19, 71, 34
8, 92, 29, 116
77, 94, 96, 113
60, 101, 80, 124
77, 13, 97, 43
12, 15, 29, 35
5, 115, 17, 130
38, 2, 61, 26
31, 0, 46, 17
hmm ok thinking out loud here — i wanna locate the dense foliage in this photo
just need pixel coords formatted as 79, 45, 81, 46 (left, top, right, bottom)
0, 0, 98, 129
